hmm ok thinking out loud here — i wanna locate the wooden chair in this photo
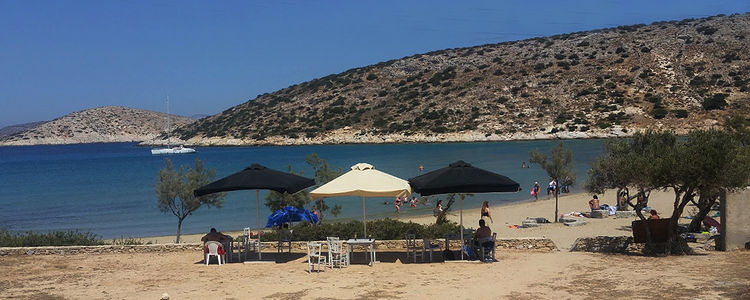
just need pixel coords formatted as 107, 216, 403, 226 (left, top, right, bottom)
478, 233, 496, 262
307, 242, 327, 273
405, 234, 421, 263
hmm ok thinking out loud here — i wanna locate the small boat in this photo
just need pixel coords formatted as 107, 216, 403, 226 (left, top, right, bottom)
151, 97, 196, 155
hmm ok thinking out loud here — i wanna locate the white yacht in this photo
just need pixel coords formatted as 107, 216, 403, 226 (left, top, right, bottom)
151, 97, 196, 155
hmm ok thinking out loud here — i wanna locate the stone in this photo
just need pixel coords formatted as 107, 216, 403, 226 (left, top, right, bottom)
615, 210, 636, 218
161, 293, 170, 300
590, 210, 609, 218
564, 219, 588, 227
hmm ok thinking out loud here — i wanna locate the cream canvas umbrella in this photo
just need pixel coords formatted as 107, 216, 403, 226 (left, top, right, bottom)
309, 163, 411, 237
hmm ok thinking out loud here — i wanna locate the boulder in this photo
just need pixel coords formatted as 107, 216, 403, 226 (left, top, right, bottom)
615, 210, 637, 218
590, 210, 609, 218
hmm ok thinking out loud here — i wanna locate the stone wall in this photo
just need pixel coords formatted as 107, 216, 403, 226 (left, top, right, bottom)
570, 236, 643, 253
0, 238, 557, 256
0, 244, 203, 256
725, 191, 750, 250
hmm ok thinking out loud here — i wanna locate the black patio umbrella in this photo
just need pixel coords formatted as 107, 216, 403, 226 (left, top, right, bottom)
408, 160, 520, 259
194, 163, 316, 260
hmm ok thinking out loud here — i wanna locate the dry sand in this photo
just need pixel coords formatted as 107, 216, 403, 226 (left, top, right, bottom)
4, 190, 747, 299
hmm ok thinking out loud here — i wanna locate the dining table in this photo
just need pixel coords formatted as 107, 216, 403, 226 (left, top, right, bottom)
346, 238, 376, 266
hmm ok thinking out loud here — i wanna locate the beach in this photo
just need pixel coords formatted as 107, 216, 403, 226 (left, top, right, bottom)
4, 190, 747, 299
142, 189, 677, 250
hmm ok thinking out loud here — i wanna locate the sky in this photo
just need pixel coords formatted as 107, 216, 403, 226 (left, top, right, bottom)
1, 0, 748, 127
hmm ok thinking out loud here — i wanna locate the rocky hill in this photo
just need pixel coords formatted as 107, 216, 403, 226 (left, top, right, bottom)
0, 121, 45, 138
174, 13, 750, 146
0, 106, 195, 146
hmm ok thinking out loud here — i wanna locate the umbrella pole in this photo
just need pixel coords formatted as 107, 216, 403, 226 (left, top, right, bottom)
460, 194, 464, 260
256, 189, 262, 260
362, 196, 367, 238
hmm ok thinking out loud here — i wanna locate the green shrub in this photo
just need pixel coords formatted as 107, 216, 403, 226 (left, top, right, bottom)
0, 229, 103, 247
702, 93, 728, 110
672, 109, 689, 118
260, 219, 461, 241
366, 73, 378, 80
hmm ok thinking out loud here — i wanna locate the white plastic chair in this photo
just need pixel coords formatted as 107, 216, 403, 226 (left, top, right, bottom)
307, 242, 327, 273
422, 238, 441, 262
205, 241, 223, 266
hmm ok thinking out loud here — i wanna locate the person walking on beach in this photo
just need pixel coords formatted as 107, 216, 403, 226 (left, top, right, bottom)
481, 201, 493, 224
531, 182, 541, 200
394, 197, 402, 213
547, 178, 557, 199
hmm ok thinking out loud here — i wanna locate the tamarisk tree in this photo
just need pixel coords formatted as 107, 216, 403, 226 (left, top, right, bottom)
155, 158, 225, 243
529, 142, 576, 223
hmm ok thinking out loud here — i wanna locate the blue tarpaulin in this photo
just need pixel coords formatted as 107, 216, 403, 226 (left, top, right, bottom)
265, 206, 318, 228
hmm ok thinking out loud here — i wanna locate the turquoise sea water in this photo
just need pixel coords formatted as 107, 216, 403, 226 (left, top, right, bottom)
0, 140, 605, 238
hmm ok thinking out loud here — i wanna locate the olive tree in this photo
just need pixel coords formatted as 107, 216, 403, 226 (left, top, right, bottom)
155, 158, 225, 243
529, 142, 576, 223
587, 130, 750, 255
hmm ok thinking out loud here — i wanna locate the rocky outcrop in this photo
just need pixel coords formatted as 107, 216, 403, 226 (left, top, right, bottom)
173, 13, 750, 146
0, 106, 194, 146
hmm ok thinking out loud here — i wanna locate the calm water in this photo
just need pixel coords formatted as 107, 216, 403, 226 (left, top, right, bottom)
0, 140, 605, 238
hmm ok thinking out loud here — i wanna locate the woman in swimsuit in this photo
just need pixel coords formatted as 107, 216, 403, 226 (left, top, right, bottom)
481, 201, 493, 223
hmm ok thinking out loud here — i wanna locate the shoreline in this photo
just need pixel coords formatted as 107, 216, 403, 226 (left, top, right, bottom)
3, 130, 635, 147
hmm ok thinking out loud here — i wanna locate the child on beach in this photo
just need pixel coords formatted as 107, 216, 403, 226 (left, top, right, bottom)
531, 182, 541, 200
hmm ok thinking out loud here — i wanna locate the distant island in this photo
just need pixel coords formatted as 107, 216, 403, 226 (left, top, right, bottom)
3, 13, 749, 147
0, 106, 194, 146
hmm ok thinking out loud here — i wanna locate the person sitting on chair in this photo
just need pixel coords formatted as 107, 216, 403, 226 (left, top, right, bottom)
649, 209, 660, 220
201, 228, 231, 243
473, 219, 494, 259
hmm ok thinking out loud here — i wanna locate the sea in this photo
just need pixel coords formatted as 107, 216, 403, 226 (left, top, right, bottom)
0, 140, 606, 239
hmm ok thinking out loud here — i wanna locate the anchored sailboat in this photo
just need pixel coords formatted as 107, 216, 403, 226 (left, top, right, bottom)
151, 97, 196, 155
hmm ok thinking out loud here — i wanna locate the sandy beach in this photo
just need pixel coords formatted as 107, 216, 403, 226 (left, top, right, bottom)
143, 190, 677, 250
3, 190, 747, 299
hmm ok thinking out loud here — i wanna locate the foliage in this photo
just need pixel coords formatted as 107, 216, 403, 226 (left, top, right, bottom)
264, 166, 312, 211
586, 130, 750, 255
306, 154, 344, 219
259, 218, 461, 241
155, 158, 225, 243
0, 229, 103, 247
529, 143, 576, 222
702, 93, 728, 110
435, 193, 472, 225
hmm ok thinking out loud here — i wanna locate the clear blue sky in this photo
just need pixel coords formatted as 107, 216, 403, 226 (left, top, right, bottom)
1, 0, 748, 127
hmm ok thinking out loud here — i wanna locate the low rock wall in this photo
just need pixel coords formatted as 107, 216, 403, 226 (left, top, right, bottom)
1, 238, 557, 256
570, 236, 643, 253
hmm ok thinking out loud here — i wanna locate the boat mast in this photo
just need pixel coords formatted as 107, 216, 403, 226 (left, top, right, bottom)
166, 96, 171, 148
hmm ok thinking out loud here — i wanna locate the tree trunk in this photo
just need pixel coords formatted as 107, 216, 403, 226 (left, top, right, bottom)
176, 218, 183, 244
554, 189, 559, 223
665, 189, 693, 255
688, 195, 718, 233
